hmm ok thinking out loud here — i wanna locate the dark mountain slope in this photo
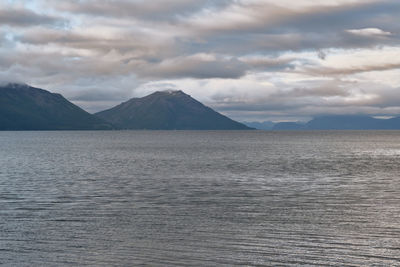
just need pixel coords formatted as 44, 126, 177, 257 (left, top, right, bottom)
96, 90, 251, 130
0, 83, 112, 130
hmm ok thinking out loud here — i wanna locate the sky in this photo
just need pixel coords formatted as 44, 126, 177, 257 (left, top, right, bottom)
1, 0, 400, 122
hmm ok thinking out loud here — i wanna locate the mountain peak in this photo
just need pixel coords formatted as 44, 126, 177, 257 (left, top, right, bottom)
0, 83, 112, 130
161, 89, 183, 94
96, 90, 251, 130
151, 90, 187, 96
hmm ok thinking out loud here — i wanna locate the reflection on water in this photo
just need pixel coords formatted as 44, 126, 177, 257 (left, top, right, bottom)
1, 131, 400, 266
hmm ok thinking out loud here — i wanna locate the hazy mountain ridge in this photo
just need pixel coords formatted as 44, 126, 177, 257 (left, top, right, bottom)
96, 90, 252, 130
0, 83, 112, 130
266, 115, 400, 130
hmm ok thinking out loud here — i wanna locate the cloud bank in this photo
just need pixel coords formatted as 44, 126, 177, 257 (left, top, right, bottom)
1, 0, 400, 120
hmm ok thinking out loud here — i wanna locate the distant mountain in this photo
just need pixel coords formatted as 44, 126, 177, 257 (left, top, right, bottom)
243, 121, 275, 130
306, 115, 384, 130
272, 115, 400, 130
96, 90, 252, 130
273, 122, 305, 130
386, 116, 400, 129
0, 83, 112, 130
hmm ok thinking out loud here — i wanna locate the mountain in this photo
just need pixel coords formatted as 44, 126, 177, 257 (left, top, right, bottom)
272, 115, 400, 130
243, 121, 275, 130
0, 83, 112, 130
385, 116, 400, 129
273, 122, 305, 130
96, 90, 252, 130
305, 115, 384, 130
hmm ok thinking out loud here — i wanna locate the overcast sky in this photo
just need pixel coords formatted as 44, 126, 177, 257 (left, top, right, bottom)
1, 0, 400, 121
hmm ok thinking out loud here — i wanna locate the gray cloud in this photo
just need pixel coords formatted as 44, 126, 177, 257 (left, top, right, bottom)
68, 88, 131, 102
317, 50, 327, 60
302, 62, 400, 76
179, 1, 400, 55
206, 77, 400, 121
240, 57, 295, 71
136, 56, 247, 79
2, 0, 400, 120
17, 28, 158, 56
284, 86, 350, 98
48, 0, 214, 21
0, 8, 64, 27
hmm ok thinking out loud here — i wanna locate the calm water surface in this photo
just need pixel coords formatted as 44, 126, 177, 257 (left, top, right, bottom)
1, 131, 400, 266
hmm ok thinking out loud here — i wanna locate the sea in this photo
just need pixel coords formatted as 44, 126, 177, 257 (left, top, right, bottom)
1, 131, 400, 266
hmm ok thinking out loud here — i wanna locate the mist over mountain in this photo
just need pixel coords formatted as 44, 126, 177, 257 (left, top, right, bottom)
0, 83, 112, 130
96, 90, 251, 130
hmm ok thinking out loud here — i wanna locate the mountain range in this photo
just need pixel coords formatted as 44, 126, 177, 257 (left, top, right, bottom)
243, 115, 400, 130
2, 83, 400, 131
0, 83, 250, 130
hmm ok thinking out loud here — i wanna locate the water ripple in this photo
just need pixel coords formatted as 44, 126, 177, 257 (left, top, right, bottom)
1, 130, 400, 266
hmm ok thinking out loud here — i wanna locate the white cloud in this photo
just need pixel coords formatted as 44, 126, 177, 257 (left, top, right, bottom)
346, 28, 392, 37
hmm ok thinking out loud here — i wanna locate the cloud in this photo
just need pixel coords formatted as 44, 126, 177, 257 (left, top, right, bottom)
285, 85, 350, 98
136, 54, 247, 79
346, 28, 392, 37
303, 62, 400, 76
0, 8, 64, 27
181, 0, 387, 38
51, 0, 208, 20
135, 54, 295, 79
298, 47, 400, 76
317, 50, 327, 60
1, 0, 400, 120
